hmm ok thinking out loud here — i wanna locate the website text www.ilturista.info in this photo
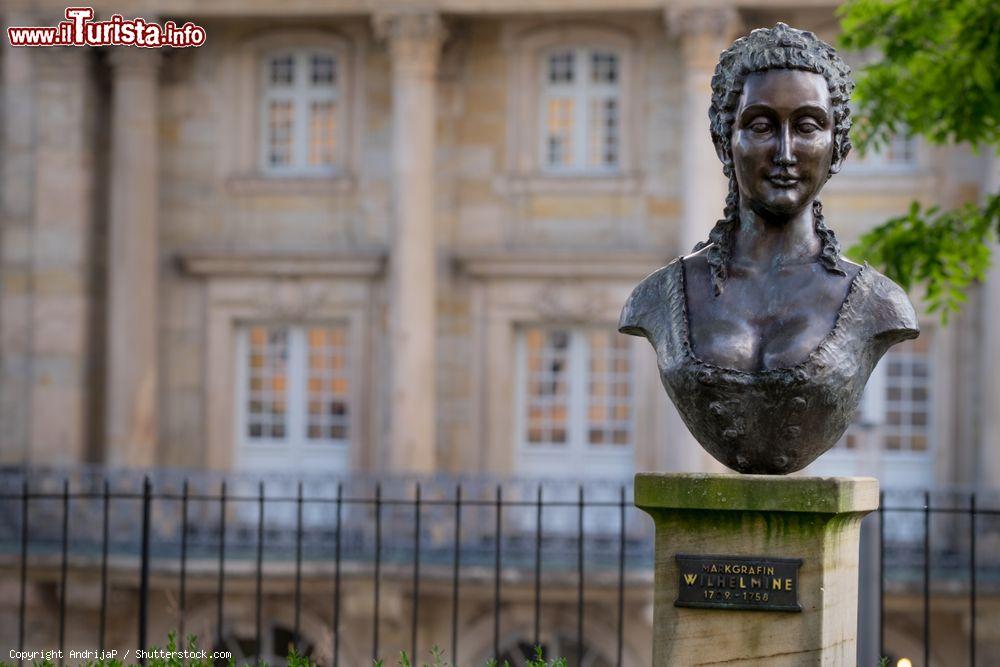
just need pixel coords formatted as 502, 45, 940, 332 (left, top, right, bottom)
7, 7, 206, 48
8, 649, 233, 663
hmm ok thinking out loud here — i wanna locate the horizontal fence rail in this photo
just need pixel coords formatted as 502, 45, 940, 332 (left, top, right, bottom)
1, 468, 999, 667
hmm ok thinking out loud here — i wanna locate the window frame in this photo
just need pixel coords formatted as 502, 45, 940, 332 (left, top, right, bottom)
844, 132, 920, 174
234, 322, 352, 472
258, 48, 344, 176
537, 46, 623, 175
503, 23, 640, 190
222, 27, 364, 191
821, 332, 936, 486
513, 324, 635, 475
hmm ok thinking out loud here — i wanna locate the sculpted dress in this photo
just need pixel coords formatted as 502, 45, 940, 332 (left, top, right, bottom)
618, 258, 919, 474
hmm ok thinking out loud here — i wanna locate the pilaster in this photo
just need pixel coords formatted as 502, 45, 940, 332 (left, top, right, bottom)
373, 11, 446, 473
106, 48, 161, 467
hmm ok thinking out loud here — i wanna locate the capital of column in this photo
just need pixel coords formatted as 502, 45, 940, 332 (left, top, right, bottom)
33, 45, 90, 78
107, 47, 162, 77
665, 6, 742, 70
373, 11, 446, 76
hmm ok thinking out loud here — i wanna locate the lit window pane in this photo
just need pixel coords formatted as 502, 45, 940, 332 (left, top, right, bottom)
267, 100, 294, 166
245, 326, 289, 441
309, 101, 337, 166
880, 337, 932, 453
587, 331, 632, 446
545, 98, 574, 167
588, 97, 619, 167
306, 325, 350, 442
523, 327, 570, 445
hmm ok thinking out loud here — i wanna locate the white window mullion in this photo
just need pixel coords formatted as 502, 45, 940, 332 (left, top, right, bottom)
294, 52, 311, 174
567, 330, 588, 458
573, 48, 589, 171
288, 327, 307, 450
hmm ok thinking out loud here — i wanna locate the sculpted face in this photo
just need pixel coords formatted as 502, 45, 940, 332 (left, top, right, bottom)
729, 69, 839, 218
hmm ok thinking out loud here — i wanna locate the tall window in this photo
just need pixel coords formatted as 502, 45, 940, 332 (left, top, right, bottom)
540, 48, 621, 173
238, 324, 350, 469
849, 133, 917, 170
883, 336, 931, 452
836, 336, 932, 453
260, 50, 341, 174
517, 327, 633, 477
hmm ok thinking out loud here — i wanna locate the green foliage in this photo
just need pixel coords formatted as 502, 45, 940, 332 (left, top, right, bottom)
838, 0, 1000, 152
848, 194, 1000, 320
0, 634, 563, 667
375, 645, 566, 667
837, 0, 1000, 322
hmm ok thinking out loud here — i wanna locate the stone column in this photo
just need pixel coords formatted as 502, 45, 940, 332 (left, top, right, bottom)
106, 49, 161, 468
978, 156, 1000, 487
0, 24, 37, 463
374, 11, 445, 473
667, 7, 741, 473
668, 7, 741, 254
2, 45, 97, 465
636, 473, 878, 665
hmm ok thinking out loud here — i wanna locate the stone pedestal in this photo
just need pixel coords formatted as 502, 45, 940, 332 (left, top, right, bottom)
635, 473, 878, 666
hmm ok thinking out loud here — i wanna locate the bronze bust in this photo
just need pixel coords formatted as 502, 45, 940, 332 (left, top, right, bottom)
619, 23, 919, 474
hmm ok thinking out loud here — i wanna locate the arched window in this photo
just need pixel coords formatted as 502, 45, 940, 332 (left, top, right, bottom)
504, 23, 638, 184
539, 47, 622, 173
260, 49, 343, 174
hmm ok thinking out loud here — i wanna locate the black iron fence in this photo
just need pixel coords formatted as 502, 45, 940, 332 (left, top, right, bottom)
1, 468, 999, 667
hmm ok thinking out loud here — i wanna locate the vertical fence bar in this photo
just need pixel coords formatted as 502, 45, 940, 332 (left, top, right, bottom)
58, 479, 69, 667
100, 480, 110, 651
217, 481, 227, 650
373, 483, 382, 664
879, 490, 885, 659
533, 485, 542, 649
139, 476, 152, 665
576, 485, 584, 667
923, 490, 930, 667
411, 483, 422, 662
970, 493, 976, 667
617, 485, 626, 667
333, 482, 343, 667
255, 481, 265, 664
179, 480, 189, 646
493, 485, 502, 662
18, 479, 28, 667
451, 484, 461, 667
293, 481, 303, 651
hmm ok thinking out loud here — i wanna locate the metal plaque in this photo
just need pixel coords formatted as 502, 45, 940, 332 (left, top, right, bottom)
674, 554, 802, 612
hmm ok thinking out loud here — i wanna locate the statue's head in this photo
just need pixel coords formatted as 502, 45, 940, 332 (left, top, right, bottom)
697, 23, 855, 293
710, 23, 855, 186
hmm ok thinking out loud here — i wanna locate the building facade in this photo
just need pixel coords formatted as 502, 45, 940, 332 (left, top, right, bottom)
1, 0, 998, 664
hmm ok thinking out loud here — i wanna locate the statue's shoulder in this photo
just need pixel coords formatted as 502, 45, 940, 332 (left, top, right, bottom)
618, 257, 683, 340
856, 261, 920, 343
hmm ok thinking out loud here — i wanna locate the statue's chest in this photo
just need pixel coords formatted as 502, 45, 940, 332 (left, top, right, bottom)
685, 271, 848, 372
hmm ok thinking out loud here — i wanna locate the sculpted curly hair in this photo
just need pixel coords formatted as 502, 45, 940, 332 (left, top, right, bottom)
694, 22, 855, 295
